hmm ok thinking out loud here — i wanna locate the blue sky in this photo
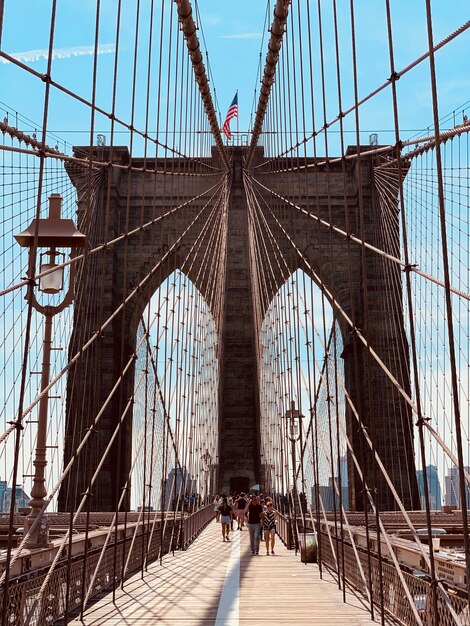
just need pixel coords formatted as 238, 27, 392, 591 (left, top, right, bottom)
1, 1, 469, 152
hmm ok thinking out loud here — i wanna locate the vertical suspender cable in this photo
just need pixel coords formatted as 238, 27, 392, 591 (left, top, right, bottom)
383, 2, 439, 623
1, 4, 59, 624
174, 0, 229, 170
245, 0, 292, 169
424, 0, 470, 601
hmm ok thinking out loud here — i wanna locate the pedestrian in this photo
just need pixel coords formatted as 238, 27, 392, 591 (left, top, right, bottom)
235, 492, 247, 530
245, 493, 264, 555
218, 496, 233, 541
263, 500, 277, 555
259, 497, 265, 540
228, 496, 234, 530
213, 495, 221, 522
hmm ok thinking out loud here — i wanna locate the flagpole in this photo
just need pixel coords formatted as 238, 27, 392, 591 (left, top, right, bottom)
236, 89, 239, 144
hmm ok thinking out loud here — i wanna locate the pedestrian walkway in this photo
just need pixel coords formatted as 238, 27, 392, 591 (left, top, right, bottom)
70, 520, 397, 625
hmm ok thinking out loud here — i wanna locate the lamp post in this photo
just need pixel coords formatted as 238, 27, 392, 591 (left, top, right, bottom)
284, 401, 304, 551
200, 449, 212, 505
15, 193, 86, 547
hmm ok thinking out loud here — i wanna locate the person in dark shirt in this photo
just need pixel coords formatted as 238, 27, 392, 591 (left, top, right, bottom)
245, 493, 264, 554
235, 493, 247, 530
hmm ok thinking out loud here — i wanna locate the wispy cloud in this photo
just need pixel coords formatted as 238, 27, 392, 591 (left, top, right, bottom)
205, 15, 222, 26
0, 44, 116, 65
219, 33, 262, 40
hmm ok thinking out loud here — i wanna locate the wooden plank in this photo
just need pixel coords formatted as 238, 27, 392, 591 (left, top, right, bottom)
68, 521, 398, 625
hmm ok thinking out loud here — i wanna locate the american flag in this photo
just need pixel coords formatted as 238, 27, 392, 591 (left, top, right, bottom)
222, 92, 238, 140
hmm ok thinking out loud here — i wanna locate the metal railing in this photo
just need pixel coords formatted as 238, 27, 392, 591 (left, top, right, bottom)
0, 507, 214, 625
319, 532, 470, 626
177, 504, 214, 550
275, 510, 294, 549
274, 511, 469, 625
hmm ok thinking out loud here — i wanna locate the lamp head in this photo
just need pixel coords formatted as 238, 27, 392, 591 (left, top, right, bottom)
14, 194, 86, 249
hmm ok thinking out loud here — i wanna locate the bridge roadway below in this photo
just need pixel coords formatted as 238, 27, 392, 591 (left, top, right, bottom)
68, 520, 397, 626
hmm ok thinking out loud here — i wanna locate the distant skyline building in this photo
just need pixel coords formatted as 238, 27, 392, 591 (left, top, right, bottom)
311, 455, 349, 511
0, 480, 6, 511
311, 484, 334, 511
337, 455, 349, 511
416, 465, 442, 510
444, 465, 470, 509
163, 467, 196, 509
1, 483, 30, 513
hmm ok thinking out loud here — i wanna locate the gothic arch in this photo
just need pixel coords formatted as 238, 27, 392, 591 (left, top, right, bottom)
60, 147, 223, 511
60, 145, 419, 512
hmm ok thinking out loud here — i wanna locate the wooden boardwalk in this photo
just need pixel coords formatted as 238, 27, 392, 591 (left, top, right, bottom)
70, 520, 396, 625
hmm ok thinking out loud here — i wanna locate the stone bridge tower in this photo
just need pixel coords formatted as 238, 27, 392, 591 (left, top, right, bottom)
59, 145, 420, 513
